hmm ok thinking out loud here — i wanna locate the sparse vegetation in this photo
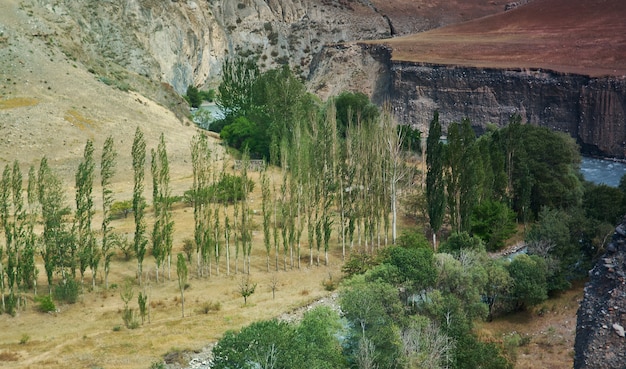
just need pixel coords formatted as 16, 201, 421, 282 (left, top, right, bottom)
35, 295, 56, 313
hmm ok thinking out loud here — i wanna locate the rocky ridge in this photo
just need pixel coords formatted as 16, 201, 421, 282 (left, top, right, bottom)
574, 219, 626, 368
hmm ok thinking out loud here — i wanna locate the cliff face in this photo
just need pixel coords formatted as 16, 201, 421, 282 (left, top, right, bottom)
574, 219, 626, 369
28, 0, 391, 93
334, 44, 626, 158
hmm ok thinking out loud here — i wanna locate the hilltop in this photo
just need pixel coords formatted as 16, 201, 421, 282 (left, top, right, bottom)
369, 0, 626, 77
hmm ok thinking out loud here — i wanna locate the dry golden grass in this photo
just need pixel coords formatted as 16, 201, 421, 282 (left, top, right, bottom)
0, 166, 347, 369
0, 97, 38, 110
477, 281, 584, 369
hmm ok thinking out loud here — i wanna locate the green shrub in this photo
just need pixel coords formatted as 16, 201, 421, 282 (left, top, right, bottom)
122, 307, 140, 329
19, 334, 30, 345
36, 295, 56, 313
54, 278, 80, 304
149, 361, 166, 369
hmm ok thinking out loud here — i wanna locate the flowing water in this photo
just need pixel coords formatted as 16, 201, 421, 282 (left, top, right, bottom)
580, 156, 626, 187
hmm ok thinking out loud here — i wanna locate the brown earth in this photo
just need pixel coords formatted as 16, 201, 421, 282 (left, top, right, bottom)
369, 0, 626, 77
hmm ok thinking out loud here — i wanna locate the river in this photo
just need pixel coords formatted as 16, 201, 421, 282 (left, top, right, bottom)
580, 157, 626, 187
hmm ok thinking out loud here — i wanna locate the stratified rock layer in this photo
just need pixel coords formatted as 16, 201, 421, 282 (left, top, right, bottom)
574, 220, 626, 369
390, 61, 626, 158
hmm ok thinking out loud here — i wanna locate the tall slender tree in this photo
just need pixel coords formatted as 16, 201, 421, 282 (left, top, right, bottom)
190, 134, 211, 277
101, 136, 117, 289
38, 157, 73, 292
75, 140, 97, 287
151, 134, 174, 281
132, 127, 147, 285
21, 166, 38, 294
426, 112, 445, 250
261, 165, 272, 272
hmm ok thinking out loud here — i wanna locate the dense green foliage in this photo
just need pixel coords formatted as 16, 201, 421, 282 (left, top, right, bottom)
470, 200, 517, 251
211, 306, 345, 369
185, 85, 216, 108
334, 91, 379, 137
184, 173, 254, 205
426, 111, 446, 247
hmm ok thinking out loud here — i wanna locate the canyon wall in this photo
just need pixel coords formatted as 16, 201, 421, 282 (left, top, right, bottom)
574, 219, 626, 368
342, 44, 626, 158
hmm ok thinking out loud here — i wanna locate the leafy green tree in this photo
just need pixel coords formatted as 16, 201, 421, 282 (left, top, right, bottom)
216, 57, 259, 123
426, 111, 446, 249
38, 157, 74, 292
341, 276, 404, 369
583, 183, 625, 224
439, 231, 485, 255
507, 254, 548, 311
132, 127, 147, 285
445, 119, 479, 234
151, 148, 165, 282
493, 117, 582, 219
185, 85, 202, 108
296, 306, 346, 368
219, 116, 260, 153
334, 91, 379, 138
101, 136, 117, 289
111, 200, 132, 218
261, 167, 272, 271
151, 134, 173, 281
434, 252, 488, 320
470, 200, 517, 251
484, 259, 513, 321
18, 165, 39, 294
75, 140, 97, 287
212, 320, 296, 369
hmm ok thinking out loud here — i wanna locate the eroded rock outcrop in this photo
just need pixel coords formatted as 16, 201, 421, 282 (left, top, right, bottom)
574, 219, 626, 369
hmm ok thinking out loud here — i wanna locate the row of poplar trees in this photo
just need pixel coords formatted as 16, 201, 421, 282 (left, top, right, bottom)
0, 106, 411, 314
0, 136, 117, 314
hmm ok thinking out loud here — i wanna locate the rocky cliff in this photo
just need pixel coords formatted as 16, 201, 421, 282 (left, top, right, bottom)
316, 43, 626, 158
393, 63, 626, 158
24, 0, 509, 94
574, 219, 626, 368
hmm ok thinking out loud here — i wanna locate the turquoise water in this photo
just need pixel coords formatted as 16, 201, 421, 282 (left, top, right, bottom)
580, 157, 626, 187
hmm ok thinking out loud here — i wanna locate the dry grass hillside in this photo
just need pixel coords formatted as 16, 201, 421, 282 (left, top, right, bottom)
370, 0, 626, 77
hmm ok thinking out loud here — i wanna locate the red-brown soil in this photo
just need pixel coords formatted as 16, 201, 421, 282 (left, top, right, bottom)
369, 0, 626, 77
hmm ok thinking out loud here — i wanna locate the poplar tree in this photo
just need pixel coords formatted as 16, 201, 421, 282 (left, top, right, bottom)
21, 166, 38, 294
38, 157, 73, 292
151, 134, 174, 281
8, 162, 24, 309
239, 149, 252, 273
75, 140, 97, 287
261, 166, 272, 272
190, 134, 211, 277
132, 127, 147, 285
101, 136, 117, 289
0, 165, 11, 310
151, 148, 165, 282
426, 112, 445, 250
